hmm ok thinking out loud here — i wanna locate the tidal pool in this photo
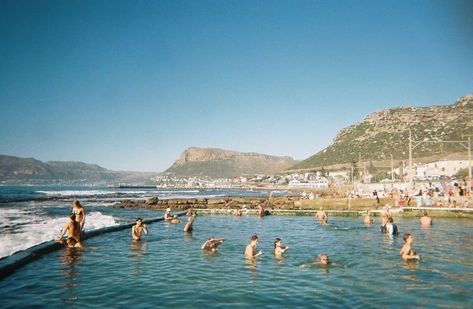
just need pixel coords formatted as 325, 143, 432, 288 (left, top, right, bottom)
1, 215, 472, 308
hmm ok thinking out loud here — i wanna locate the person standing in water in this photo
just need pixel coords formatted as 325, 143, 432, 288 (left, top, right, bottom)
245, 234, 263, 258
132, 218, 148, 241
364, 210, 374, 224
420, 211, 432, 226
273, 238, 288, 258
71, 200, 85, 231
316, 207, 328, 223
257, 204, 265, 217
183, 216, 195, 232
400, 233, 420, 261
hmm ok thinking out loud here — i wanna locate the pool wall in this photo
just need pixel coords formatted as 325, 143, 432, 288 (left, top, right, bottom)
0, 212, 186, 279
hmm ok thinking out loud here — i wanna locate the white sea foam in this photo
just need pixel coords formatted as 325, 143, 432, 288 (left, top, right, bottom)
0, 209, 118, 258
35, 190, 152, 197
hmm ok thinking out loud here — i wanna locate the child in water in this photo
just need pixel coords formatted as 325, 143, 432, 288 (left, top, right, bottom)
273, 238, 288, 258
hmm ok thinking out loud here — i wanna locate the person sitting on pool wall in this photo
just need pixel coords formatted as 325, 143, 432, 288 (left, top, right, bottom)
245, 234, 263, 259
132, 217, 148, 241
201, 237, 225, 252
399, 233, 420, 261
56, 214, 83, 248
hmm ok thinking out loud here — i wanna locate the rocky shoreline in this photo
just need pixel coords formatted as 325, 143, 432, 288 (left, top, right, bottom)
117, 196, 473, 218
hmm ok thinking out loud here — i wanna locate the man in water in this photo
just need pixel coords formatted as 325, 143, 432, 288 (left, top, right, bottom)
400, 233, 420, 261
201, 237, 225, 252
245, 234, 262, 259
132, 218, 148, 241
316, 207, 328, 223
364, 210, 374, 224
183, 216, 194, 232
57, 214, 83, 248
385, 217, 399, 236
420, 211, 432, 226
71, 200, 85, 231
300, 254, 336, 267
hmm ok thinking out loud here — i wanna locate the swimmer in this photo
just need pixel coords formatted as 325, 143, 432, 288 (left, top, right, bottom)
400, 233, 420, 261
300, 254, 336, 267
71, 200, 86, 230
420, 211, 432, 226
183, 216, 195, 232
245, 234, 262, 259
201, 237, 225, 252
316, 207, 328, 223
273, 238, 288, 258
170, 215, 181, 224
363, 210, 374, 224
132, 217, 148, 241
57, 214, 83, 248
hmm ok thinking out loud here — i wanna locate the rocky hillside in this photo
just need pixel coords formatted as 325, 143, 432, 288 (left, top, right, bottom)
0, 155, 156, 184
164, 147, 298, 178
290, 94, 473, 171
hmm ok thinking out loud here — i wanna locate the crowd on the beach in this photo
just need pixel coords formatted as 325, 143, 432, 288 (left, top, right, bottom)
56, 199, 429, 266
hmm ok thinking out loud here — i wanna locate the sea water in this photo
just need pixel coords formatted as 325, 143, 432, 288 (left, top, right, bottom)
0, 215, 472, 308
0, 185, 277, 258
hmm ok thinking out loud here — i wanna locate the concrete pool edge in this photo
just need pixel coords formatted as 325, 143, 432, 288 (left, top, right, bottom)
0, 212, 186, 280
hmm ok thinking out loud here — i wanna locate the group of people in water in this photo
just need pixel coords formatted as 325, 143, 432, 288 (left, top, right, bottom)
57, 200, 430, 265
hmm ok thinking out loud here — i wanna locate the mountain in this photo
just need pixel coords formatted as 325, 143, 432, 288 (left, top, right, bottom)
164, 147, 298, 178
289, 94, 473, 172
0, 155, 156, 184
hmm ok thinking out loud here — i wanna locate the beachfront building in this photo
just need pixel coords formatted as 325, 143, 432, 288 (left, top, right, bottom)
414, 159, 470, 179
288, 177, 329, 188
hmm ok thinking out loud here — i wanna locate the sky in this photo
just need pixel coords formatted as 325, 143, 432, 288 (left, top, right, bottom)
1, 0, 472, 172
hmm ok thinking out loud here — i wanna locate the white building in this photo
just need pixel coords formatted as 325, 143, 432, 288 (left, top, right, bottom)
415, 159, 470, 178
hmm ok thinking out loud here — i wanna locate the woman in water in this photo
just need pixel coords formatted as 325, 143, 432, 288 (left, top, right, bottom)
399, 233, 420, 261
273, 238, 288, 258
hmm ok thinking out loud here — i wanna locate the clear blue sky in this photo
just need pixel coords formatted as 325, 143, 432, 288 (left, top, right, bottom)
1, 0, 472, 172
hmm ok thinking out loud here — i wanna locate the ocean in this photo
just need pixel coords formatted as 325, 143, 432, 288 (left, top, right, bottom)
0, 184, 279, 259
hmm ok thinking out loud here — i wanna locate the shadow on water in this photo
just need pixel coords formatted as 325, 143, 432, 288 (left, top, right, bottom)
130, 240, 148, 275
59, 247, 83, 304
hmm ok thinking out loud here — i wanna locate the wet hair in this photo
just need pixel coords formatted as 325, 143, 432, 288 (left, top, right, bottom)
136, 217, 143, 222
388, 217, 394, 223
403, 233, 411, 242
274, 238, 281, 248
72, 200, 81, 208
250, 234, 258, 241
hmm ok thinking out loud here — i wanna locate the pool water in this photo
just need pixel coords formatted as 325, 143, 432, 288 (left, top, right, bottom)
1, 215, 472, 308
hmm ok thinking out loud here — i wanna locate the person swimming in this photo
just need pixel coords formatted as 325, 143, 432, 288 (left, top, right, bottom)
201, 237, 225, 252
273, 238, 288, 258
300, 254, 336, 267
170, 215, 181, 224
400, 233, 420, 261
